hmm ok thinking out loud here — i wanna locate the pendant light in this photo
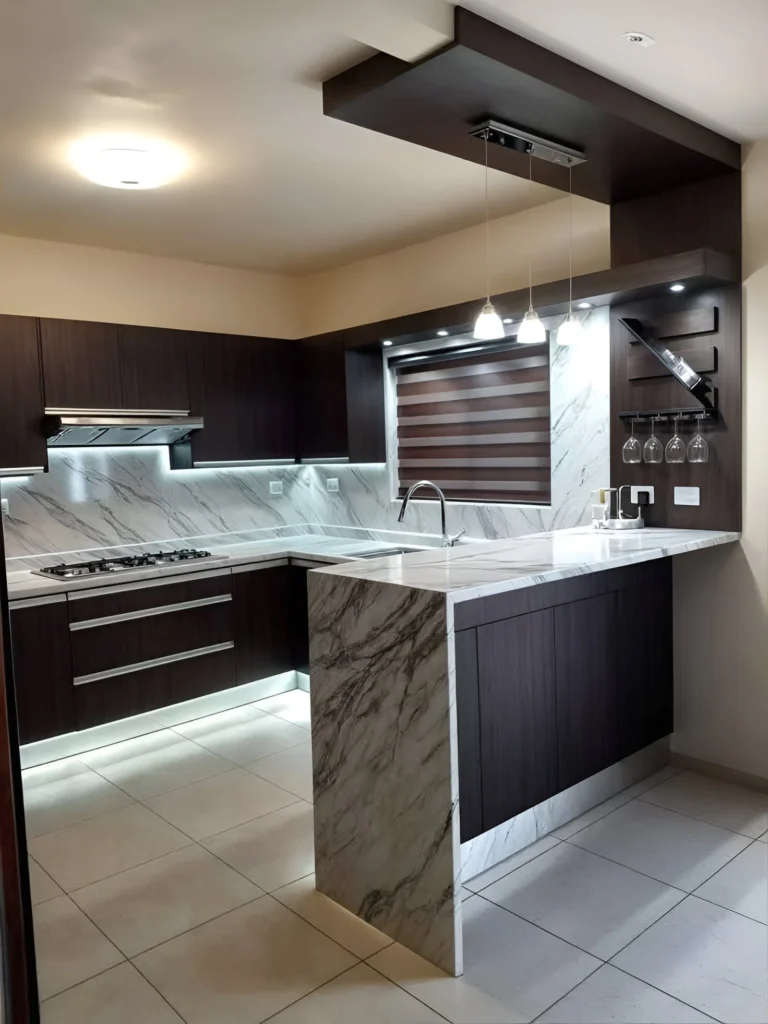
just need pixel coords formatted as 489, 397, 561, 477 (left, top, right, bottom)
517, 151, 546, 345
556, 163, 584, 346
473, 130, 505, 341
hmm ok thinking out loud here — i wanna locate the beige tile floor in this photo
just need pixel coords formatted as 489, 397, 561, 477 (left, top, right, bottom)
25, 688, 768, 1023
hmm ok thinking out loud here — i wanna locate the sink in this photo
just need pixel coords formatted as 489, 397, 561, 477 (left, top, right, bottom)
354, 546, 424, 559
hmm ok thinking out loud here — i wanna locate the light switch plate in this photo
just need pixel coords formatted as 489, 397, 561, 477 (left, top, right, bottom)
630, 485, 655, 505
674, 486, 700, 506
0, 498, 8, 516
269, 480, 283, 496
326, 478, 340, 493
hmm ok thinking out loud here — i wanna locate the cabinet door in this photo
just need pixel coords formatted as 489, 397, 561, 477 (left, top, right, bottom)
232, 566, 293, 685
10, 599, 75, 744
555, 593, 618, 791
455, 628, 483, 841
290, 565, 310, 674
297, 336, 348, 459
616, 568, 674, 760
188, 333, 295, 463
40, 318, 123, 409
118, 325, 190, 411
0, 315, 47, 474
477, 609, 558, 832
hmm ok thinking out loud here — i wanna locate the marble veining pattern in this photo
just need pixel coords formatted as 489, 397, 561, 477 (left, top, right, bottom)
308, 573, 461, 975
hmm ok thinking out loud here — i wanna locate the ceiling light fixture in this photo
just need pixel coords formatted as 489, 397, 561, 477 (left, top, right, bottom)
437, 330, 449, 337
473, 129, 505, 342
70, 136, 187, 189
669, 283, 686, 292
517, 151, 546, 345
503, 318, 513, 324
382, 340, 393, 347
577, 302, 592, 310
624, 31, 656, 47
557, 163, 584, 347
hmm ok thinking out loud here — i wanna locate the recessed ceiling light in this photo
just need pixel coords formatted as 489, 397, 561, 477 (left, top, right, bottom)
503, 318, 513, 324
669, 283, 685, 292
437, 330, 449, 337
623, 31, 656, 47
70, 136, 187, 189
382, 340, 393, 347
577, 302, 593, 309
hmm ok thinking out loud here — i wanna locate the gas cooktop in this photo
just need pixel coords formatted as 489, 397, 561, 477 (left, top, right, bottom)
34, 548, 219, 579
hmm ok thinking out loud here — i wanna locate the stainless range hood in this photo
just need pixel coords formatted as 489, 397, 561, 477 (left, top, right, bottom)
44, 409, 204, 448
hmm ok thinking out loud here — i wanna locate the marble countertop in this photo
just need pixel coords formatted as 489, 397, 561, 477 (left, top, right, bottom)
314, 526, 740, 604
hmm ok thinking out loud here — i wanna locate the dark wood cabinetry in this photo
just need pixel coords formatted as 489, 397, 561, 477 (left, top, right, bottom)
40, 318, 123, 409
232, 565, 294, 684
290, 565, 312, 673
187, 332, 296, 464
118, 326, 190, 411
0, 315, 47, 474
10, 598, 75, 743
456, 560, 673, 842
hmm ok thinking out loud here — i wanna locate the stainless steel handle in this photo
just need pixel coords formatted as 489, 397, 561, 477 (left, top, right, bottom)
66, 567, 231, 599
69, 593, 232, 631
73, 641, 234, 686
9, 594, 67, 610
0, 467, 45, 477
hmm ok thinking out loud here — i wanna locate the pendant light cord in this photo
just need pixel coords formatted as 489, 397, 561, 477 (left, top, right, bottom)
484, 130, 490, 303
568, 162, 573, 315
527, 151, 533, 313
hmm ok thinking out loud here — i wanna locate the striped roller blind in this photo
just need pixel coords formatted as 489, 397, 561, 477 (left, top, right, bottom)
395, 342, 551, 505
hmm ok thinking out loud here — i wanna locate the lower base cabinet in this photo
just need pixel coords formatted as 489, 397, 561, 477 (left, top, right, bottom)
10, 599, 75, 744
456, 559, 673, 842
232, 565, 294, 684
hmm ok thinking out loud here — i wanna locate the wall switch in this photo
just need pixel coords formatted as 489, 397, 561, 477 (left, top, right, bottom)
630, 485, 655, 505
326, 478, 339, 493
269, 480, 283, 496
0, 499, 8, 517
674, 486, 700, 506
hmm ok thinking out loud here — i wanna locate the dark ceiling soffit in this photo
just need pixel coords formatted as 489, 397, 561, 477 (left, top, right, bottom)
323, 6, 741, 205
308, 249, 739, 350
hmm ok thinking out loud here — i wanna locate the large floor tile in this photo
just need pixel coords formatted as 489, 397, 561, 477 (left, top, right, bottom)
28, 804, 192, 892
22, 758, 133, 838
173, 705, 308, 765
254, 690, 311, 729
79, 729, 232, 800
40, 962, 183, 1023
272, 874, 392, 959
551, 792, 634, 841
612, 895, 768, 1024
33, 895, 123, 1000
759, 830, 768, 843
267, 962, 444, 1023
200, 800, 314, 890
247, 742, 313, 802
481, 842, 684, 960
464, 836, 561, 893
145, 767, 299, 840
537, 964, 716, 1023
71, 845, 261, 957
695, 841, 768, 923
369, 895, 600, 1023
29, 857, 63, 905
641, 771, 768, 838
570, 799, 752, 891
133, 896, 356, 1024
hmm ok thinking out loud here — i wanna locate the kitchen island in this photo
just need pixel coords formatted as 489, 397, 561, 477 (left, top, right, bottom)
308, 526, 739, 976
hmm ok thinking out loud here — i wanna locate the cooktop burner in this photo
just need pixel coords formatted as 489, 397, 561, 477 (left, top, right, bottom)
35, 549, 217, 579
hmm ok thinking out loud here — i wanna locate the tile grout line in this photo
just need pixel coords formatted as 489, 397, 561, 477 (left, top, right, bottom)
636, 791, 768, 841
464, 837, 566, 894
528, 961, 606, 1023
362, 957, 455, 1023
608, 963, 726, 1024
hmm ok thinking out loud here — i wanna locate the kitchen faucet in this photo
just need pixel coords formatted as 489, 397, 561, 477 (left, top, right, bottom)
397, 480, 466, 547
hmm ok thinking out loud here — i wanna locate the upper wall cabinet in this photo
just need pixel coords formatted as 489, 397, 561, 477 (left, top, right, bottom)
0, 315, 47, 475
40, 318, 123, 410
118, 325, 190, 411
297, 335, 386, 462
186, 332, 296, 464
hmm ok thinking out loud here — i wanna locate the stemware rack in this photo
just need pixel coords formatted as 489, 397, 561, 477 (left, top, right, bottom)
618, 407, 718, 423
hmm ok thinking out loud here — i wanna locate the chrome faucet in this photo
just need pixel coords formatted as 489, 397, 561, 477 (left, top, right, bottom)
397, 480, 466, 547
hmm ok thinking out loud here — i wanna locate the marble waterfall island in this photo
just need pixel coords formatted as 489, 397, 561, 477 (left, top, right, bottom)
307, 526, 739, 976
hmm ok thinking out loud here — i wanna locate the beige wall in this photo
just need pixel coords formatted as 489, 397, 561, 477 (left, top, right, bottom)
673, 140, 767, 781
0, 233, 300, 338
300, 195, 611, 336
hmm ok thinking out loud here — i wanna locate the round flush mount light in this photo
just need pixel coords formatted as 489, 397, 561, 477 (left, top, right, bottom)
382, 340, 393, 347
70, 136, 187, 189
669, 283, 686, 292
624, 31, 656, 47
437, 330, 449, 337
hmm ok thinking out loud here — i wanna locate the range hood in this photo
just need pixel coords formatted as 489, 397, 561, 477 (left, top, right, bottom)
44, 409, 204, 448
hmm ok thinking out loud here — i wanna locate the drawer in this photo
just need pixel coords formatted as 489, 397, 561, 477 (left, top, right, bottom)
68, 570, 231, 623
71, 600, 233, 680
75, 646, 236, 729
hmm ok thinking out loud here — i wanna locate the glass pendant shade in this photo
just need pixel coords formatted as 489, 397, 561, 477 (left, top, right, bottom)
473, 301, 505, 341
517, 308, 546, 344
556, 312, 583, 347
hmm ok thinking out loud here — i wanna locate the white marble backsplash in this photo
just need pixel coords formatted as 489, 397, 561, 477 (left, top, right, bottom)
1, 308, 609, 559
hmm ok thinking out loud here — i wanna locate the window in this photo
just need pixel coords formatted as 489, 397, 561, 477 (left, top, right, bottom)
393, 341, 551, 505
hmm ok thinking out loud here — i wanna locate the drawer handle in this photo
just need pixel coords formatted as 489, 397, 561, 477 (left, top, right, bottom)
73, 641, 235, 686
70, 594, 232, 630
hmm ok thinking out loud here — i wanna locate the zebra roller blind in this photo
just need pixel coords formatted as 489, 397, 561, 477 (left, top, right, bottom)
395, 341, 551, 505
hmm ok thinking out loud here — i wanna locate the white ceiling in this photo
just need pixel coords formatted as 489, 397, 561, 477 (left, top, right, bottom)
0, 0, 762, 275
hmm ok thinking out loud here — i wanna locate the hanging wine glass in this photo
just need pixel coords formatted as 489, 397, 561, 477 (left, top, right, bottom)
643, 416, 663, 464
622, 418, 642, 464
687, 414, 710, 463
665, 416, 686, 464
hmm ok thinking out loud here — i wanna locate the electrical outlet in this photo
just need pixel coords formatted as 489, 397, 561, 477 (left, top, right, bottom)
630, 485, 655, 505
674, 486, 700, 506
326, 478, 339, 493
0, 499, 8, 517
269, 480, 283, 496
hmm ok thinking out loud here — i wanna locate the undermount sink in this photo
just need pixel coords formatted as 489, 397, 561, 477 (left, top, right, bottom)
355, 546, 424, 559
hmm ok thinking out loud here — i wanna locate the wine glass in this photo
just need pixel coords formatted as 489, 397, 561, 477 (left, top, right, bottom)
622, 419, 642, 464
643, 417, 663, 464
665, 416, 686, 464
687, 414, 710, 463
